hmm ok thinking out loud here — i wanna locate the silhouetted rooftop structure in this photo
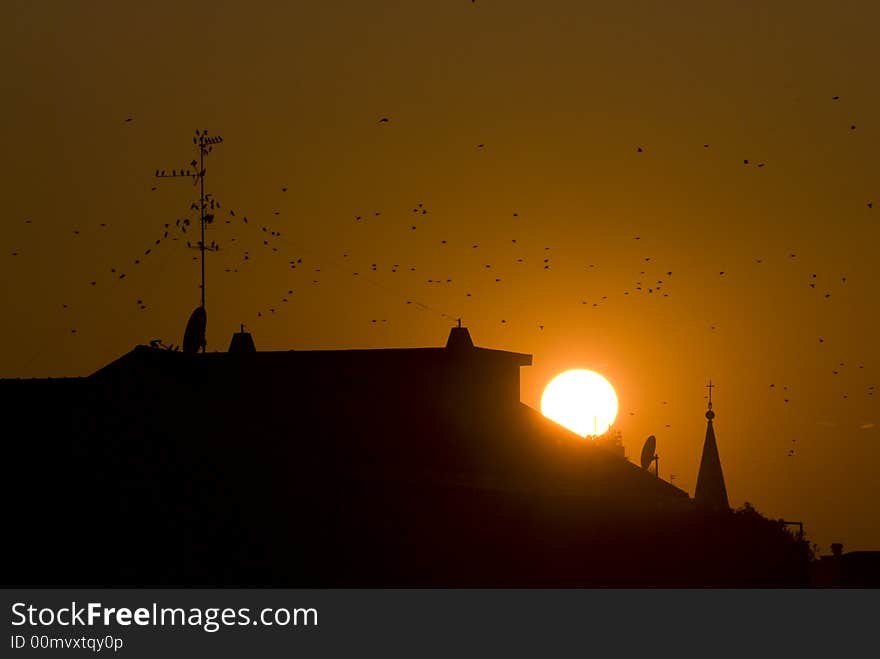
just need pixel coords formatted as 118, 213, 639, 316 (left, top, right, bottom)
3, 327, 810, 586
228, 323, 256, 354
695, 381, 730, 512
811, 544, 880, 587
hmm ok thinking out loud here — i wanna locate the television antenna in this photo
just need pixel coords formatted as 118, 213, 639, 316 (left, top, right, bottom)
155, 129, 223, 353
640, 434, 659, 477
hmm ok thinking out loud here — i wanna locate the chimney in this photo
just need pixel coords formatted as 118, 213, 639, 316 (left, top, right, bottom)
445, 319, 474, 351
228, 324, 256, 354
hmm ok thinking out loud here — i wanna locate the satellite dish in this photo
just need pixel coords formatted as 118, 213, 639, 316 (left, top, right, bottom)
640, 435, 657, 471
182, 306, 207, 355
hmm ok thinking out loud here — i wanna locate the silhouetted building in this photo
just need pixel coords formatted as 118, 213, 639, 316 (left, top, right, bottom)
3, 327, 809, 586
811, 544, 880, 587
694, 383, 730, 512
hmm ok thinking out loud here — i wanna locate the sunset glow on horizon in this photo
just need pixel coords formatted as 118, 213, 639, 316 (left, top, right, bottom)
2, 0, 879, 555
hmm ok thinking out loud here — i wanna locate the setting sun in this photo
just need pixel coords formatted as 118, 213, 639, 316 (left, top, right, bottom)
541, 370, 619, 438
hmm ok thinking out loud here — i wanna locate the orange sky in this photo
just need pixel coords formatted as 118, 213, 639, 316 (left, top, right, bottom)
2, 0, 878, 552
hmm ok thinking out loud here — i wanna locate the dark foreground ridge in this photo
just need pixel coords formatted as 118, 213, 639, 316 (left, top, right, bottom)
5, 327, 813, 586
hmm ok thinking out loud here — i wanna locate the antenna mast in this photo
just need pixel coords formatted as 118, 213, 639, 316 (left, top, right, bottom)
155, 129, 224, 310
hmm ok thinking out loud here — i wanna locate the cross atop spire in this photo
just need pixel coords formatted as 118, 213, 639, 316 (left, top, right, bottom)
706, 380, 715, 419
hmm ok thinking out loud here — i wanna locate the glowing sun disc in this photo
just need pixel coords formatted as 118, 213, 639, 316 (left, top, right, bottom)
541, 369, 619, 437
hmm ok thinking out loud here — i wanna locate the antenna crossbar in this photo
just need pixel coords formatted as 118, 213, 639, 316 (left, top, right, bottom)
154, 129, 224, 313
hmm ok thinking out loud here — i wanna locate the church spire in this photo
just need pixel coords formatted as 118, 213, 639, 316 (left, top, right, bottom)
694, 380, 730, 512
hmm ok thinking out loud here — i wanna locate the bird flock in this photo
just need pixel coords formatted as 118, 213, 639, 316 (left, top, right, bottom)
4, 92, 877, 462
